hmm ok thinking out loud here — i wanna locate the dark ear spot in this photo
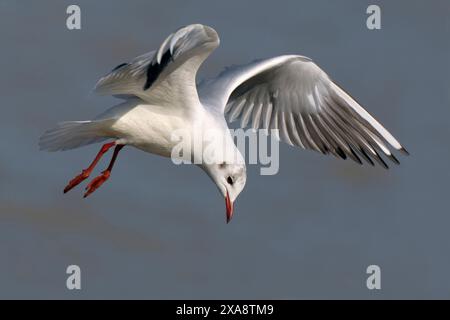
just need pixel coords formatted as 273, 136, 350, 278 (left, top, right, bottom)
219, 162, 226, 169
227, 176, 233, 185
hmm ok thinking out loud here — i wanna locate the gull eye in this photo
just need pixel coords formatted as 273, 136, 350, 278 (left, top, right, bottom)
227, 176, 234, 185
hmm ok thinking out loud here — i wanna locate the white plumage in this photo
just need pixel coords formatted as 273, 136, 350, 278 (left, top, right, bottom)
39, 24, 407, 222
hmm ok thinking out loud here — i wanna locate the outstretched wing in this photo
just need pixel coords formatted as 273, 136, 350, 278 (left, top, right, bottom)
94, 24, 220, 107
199, 55, 408, 168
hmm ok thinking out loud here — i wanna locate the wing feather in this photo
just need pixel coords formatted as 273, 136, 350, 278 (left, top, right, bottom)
94, 24, 219, 108
199, 55, 407, 168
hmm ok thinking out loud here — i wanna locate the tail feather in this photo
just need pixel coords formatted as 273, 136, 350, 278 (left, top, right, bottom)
39, 120, 109, 151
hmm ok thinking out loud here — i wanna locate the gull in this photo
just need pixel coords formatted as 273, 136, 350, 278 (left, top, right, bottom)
39, 24, 408, 223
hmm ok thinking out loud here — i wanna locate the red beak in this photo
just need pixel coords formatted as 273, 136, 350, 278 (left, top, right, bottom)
225, 191, 234, 223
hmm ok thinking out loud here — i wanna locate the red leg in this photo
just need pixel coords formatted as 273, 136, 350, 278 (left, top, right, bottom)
63, 142, 116, 194
84, 144, 124, 198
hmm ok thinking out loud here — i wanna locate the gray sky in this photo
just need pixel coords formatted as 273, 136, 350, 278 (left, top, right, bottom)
0, 0, 449, 298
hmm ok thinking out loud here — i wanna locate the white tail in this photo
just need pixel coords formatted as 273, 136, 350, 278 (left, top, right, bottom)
39, 121, 109, 151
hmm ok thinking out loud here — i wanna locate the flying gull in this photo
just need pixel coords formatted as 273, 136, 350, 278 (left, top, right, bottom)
39, 24, 408, 223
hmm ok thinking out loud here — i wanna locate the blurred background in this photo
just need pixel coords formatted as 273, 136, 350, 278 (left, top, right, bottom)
0, 0, 449, 299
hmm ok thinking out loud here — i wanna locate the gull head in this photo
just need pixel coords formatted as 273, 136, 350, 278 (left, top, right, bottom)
202, 161, 247, 223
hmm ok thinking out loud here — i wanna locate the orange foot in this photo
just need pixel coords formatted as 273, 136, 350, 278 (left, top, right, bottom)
83, 170, 111, 198
64, 170, 90, 194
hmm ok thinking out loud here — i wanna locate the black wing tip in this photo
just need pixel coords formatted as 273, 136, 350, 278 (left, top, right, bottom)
349, 147, 363, 165
336, 147, 346, 159
359, 148, 375, 166
143, 80, 151, 91
373, 150, 389, 169
353, 155, 363, 166
399, 147, 410, 156
111, 62, 128, 72
143, 50, 173, 91
387, 154, 400, 165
